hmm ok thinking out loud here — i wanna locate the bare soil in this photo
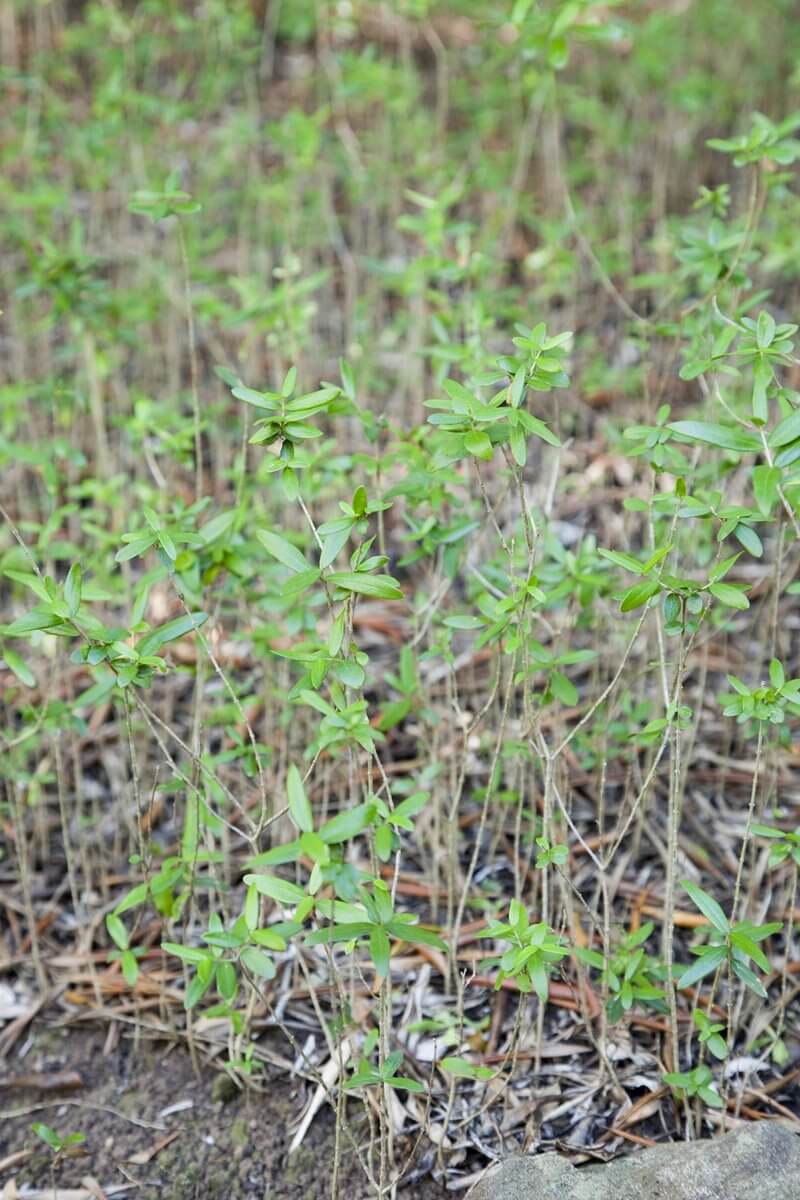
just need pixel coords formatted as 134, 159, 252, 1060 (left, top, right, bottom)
0, 1022, 448, 1198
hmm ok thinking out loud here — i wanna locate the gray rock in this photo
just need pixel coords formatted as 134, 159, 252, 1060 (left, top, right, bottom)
469, 1122, 800, 1200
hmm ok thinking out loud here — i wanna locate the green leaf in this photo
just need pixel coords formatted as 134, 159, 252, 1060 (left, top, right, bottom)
732, 959, 767, 998
752, 465, 781, 515
116, 534, 157, 562
202, 931, 244, 950
240, 946, 276, 979
242, 873, 306, 906
439, 1056, 493, 1080
518, 412, 561, 446
387, 922, 447, 951
281, 567, 321, 599
114, 882, 148, 916
679, 359, 709, 381
574, 947, 605, 969
3, 570, 52, 603
529, 958, 549, 1001
698, 1085, 724, 1108
282, 366, 297, 397
726, 673, 750, 695
708, 582, 749, 610
752, 357, 773, 424
305, 922, 373, 946
681, 881, 729, 933
251, 927, 287, 951
464, 429, 493, 459
642, 544, 673, 574
256, 529, 311, 574
64, 564, 82, 616
620, 579, 660, 612
344, 1070, 381, 1089
121, 950, 139, 987
161, 941, 210, 965
509, 427, 527, 466
443, 614, 485, 629
244, 883, 259, 930
729, 930, 770, 972
340, 358, 356, 401
392, 792, 429, 823
769, 407, 800, 448
32, 1123, 62, 1151
300, 831, 329, 865
320, 524, 352, 569
769, 659, 785, 689
185, 969, 213, 1010
383, 1076, 426, 1093
231, 384, 275, 409
709, 553, 740, 582
734, 523, 762, 557
751, 823, 786, 840
370, 926, 391, 976
668, 422, 760, 453
199, 509, 237, 545
677, 946, 726, 989
216, 960, 238, 1001
599, 549, 646, 575
137, 612, 208, 656
756, 310, 776, 349
3, 648, 36, 687
286, 764, 313, 833
375, 822, 394, 862
319, 803, 374, 844
706, 1033, 729, 1060
327, 572, 403, 600
549, 670, 577, 706
106, 913, 129, 951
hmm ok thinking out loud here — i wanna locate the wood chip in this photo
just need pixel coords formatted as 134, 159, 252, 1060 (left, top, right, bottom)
0, 1072, 84, 1093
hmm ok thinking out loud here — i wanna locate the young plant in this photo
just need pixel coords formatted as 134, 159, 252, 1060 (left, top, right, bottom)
576, 922, 666, 1021
663, 1063, 724, 1109
31, 1123, 86, 1160
346, 1033, 424, 1095
478, 900, 569, 1000
693, 1008, 728, 1061
678, 880, 782, 1000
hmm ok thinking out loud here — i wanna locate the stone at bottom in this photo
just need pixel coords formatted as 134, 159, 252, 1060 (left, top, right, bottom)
468, 1122, 800, 1200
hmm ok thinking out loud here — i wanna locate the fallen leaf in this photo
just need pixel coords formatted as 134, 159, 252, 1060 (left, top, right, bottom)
80, 1178, 107, 1200
126, 1132, 179, 1166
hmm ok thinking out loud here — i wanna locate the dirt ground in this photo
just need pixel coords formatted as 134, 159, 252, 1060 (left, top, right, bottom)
0, 1021, 449, 1199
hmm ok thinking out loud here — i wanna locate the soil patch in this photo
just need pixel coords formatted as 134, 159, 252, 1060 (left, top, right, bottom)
0, 1022, 447, 1198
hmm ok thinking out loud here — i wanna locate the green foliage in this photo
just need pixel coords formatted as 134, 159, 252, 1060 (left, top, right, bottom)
3, 1, 799, 1182
346, 1034, 425, 1094
693, 1008, 728, 1060
720, 660, 800, 725
305, 879, 447, 977
31, 1124, 86, 1157
678, 881, 782, 1000
478, 901, 569, 1000
751, 822, 800, 868
576, 922, 666, 1021
663, 1063, 724, 1109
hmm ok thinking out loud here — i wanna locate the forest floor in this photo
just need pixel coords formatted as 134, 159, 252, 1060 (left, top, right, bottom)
0, 1021, 447, 1199
3, 2, 800, 1197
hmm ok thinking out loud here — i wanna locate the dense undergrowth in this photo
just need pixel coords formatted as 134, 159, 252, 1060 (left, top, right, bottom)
2, 1, 800, 1195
